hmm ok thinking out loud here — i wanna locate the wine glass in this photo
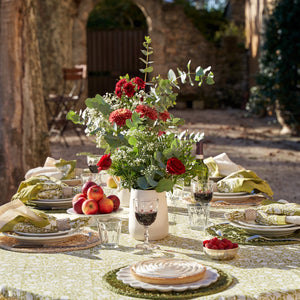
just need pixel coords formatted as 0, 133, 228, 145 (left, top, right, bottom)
134, 198, 159, 250
86, 155, 102, 173
191, 179, 214, 229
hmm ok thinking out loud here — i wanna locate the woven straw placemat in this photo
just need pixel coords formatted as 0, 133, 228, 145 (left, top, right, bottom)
206, 224, 300, 246
103, 265, 233, 299
0, 229, 100, 253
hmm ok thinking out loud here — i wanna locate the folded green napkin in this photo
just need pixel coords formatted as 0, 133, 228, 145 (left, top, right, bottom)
55, 159, 77, 180
225, 202, 300, 225
11, 176, 67, 203
0, 200, 50, 232
0, 199, 89, 233
217, 170, 273, 196
204, 153, 244, 177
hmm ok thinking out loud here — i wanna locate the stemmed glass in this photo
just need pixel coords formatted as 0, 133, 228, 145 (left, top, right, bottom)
134, 198, 159, 250
86, 155, 102, 173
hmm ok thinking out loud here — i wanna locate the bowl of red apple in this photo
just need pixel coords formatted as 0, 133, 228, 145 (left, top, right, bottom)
203, 237, 239, 260
71, 180, 120, 215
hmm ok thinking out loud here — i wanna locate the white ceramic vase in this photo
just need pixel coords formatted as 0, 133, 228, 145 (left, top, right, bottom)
129, 189, 169, 241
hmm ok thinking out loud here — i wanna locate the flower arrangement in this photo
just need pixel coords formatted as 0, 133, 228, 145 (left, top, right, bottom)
68, 36, 214, 192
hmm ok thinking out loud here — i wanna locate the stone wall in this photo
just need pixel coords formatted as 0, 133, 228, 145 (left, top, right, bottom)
35, 0, 254, 110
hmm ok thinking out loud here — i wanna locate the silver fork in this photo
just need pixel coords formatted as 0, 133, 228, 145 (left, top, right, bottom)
245, 234, 300, 242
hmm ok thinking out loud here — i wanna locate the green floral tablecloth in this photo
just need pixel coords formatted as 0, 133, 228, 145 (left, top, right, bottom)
0, 202, 299, 300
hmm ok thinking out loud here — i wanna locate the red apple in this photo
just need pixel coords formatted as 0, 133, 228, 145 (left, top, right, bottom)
98, 197, 114, 214
107, 195, 120, 211
72, 193, 85, 205
82, 199, 99, 215
72, 196, 86, 214
82, 181, 97, 196
87, 185, 104, 202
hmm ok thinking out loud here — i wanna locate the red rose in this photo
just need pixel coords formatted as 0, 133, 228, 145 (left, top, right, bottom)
123, 82, 135, 97
166, 157, 186, 175
97, 154, 112, 171
159, 110, 170, 122
135, 104, 158, 120
109, 108, 132, 126
133, 77, 145, 90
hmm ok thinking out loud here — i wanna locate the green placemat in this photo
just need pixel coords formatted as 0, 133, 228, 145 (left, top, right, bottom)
103, 266, 233, 299
206, 224, 300, 246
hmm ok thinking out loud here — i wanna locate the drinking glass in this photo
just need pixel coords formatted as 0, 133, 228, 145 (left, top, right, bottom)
97, 217, 122, 249
134, 198, 159, 250
190, 179, 214, 230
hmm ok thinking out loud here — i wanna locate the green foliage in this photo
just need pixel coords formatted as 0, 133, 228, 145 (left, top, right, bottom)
170, 0, 229, 43
67, 36, 214, 192
87, 0, 147, 30
248, 0, 300, 134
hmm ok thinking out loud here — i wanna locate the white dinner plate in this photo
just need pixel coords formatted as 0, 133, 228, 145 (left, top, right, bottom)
32, 197, 73, 203
212, 194, 258, 202
66, 207, 123, 217
237, 219, 296, 229
228, 220, 300, 237
28, 200, 72, 210
3, 230, 79, 245
13, 228, 75, 237
213, 192, 248, 197
117, 264, 219, 292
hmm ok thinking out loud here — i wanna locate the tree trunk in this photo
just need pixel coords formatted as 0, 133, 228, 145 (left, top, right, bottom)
0, 0, 50, 205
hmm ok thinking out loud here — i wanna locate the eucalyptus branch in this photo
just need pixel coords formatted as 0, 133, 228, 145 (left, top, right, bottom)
139, 36, 153, 83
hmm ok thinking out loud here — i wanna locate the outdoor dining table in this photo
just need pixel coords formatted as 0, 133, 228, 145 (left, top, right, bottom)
0, 199, 299, 300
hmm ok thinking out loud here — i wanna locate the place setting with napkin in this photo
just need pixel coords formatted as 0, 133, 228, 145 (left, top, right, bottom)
206, 200, 300, 245
0, 200, 100, 252
12, 157, 83, 210
204, 153, 273, 207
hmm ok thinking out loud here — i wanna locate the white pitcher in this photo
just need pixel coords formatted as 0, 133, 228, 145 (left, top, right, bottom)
129, 189, 169, 241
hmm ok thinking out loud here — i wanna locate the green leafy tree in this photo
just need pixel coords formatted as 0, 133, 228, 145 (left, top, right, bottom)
87, 0, 147, 30
247, 0, 300, 135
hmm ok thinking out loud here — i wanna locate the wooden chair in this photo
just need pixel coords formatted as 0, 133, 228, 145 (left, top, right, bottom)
46, 66, 86, 145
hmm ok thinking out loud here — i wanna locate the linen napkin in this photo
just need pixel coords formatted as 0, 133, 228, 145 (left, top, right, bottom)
0, 200, 89, 233
11, 176, 68, 203
204, 153, 244, 177
25, 157, 77, 180
225, 202, 300, 226
217, 170, 273, 196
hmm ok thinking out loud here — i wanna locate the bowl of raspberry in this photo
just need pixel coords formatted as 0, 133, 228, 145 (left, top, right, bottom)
203, 237, 239, 260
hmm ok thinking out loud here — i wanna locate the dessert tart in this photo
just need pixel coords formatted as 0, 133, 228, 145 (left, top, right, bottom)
130, 258, 206, 285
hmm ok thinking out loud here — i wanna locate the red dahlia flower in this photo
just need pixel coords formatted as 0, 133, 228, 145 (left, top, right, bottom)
135, 104, 158, 120
109, 108, 132, 126
115, 78, 127, 89
166, 157, 186, 175
123, 82, 136, 97
159, 110, 170, 122
133, 77, 146, 90
114, 78, 127, 98
97, 154, 112, 171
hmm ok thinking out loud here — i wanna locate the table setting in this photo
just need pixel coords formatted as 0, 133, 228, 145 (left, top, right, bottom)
0, 37, 300, 299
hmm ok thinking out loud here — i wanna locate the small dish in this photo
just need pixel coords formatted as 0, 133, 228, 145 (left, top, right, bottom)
203, 246, 239, 260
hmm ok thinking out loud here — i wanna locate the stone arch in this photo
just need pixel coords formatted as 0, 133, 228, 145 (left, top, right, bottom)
71, 0, 153, 100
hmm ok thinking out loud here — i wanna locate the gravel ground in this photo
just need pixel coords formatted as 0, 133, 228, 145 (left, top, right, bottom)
50, 108, 300, 203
